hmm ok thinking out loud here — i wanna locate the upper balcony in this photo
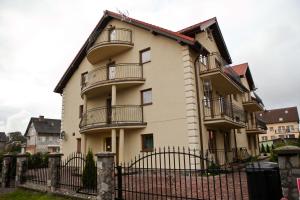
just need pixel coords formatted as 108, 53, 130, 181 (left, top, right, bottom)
81, 63, 145, 97
198, 53, 244, 95
79, 105, 146, 133
246, 118, 267, 135
202, 98, 246, 129
87, 28, 133, 64
242, 92, 264, 112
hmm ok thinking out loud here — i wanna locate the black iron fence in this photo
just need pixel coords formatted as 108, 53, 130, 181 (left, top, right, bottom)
57, 153, 97, 196
24, 154, 48, 185
115, 147, 249, 200
80, 105, 144, 129
203, 97, 246, 123
82, 63, 143, 90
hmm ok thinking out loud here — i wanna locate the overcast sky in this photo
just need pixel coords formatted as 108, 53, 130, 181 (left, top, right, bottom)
0, 0, 299, 134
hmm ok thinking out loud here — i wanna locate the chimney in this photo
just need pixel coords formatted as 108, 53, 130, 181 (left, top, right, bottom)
39, 115, 44, 121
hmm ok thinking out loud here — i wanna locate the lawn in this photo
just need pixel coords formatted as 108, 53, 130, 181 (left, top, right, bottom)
0, 189, 72, 200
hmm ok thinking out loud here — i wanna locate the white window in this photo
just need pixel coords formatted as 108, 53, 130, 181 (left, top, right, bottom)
108, 65, 116, 80
279, 117, 283, 122
109, 29, 117, 41
140, 48, 151, 64
141, 89, 152, 105
269, 127, 274, 131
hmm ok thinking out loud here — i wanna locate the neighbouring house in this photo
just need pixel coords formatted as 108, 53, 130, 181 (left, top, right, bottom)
24, 116, 61, 154
0, 132, 8, 152
54, 10, 265, 164
257, 106, 300, 146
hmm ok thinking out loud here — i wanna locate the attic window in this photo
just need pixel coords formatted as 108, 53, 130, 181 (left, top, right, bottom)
51, 122, 54, 126
279, 117, 283, 121
206, 29, 213, 41
259, 113, 263, 116
285, 110, 289, 114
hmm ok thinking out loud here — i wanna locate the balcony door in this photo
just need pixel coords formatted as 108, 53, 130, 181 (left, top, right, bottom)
106, 98, 112, 124
107, 62, 116, 80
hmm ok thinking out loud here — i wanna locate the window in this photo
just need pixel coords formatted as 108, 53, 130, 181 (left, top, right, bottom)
109, 29, 117, 41
271, 136, 276, 140
261, 136, 268, 141
140, 48, 151, 64
79, 105, 84, 118
269, 127, 274, 131
289, 134, 295, 138
81, 72, 88, 87
141, 134, 154, 152
77, 138, 81, 153
141, 89, 152, 105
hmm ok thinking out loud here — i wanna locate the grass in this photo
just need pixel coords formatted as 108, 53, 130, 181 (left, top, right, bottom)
0, 189, 72, 200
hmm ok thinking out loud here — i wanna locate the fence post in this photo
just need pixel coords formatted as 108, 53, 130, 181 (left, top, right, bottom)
275, 145, 300, 200
48, 153, 63, 192
96, 152, 115, 200
15, 153, 29, 186
1, 154, 13, 188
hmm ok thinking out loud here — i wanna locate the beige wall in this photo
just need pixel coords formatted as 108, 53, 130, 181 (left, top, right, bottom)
259, 122, 300, 142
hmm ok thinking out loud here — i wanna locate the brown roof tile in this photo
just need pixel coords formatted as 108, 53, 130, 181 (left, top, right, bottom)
256, 107, 299, 124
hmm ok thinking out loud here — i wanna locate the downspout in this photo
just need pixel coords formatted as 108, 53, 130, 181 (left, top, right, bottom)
193, 55, 204, 169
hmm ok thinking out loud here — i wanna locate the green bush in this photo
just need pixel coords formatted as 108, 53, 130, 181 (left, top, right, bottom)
207, 162, 221, 175
266, 144, 270, 153
28, 152, 49, 168
82, 150, 97, 189
260, 144, 265, 153
269, 149, 278, 162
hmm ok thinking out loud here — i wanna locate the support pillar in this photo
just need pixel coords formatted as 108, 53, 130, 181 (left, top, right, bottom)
111, 129, 117, 154
48, 153, 63, 192
275, 146, 300, 199
96, 152, 115, 200
82, 134, 87, 154
111, 85, 116, 106
1, 154, 13, 188
119, 129, 125, 164
15, 154, 29, 186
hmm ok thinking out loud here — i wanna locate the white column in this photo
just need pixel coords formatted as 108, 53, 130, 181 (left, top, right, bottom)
112, 85, 116, 106
119, 129, 125, 163
111, 129, 117, 154
82, 134, 87, 154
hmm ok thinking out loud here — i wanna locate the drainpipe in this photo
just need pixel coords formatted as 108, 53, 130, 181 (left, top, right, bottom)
193, 56, 204, 169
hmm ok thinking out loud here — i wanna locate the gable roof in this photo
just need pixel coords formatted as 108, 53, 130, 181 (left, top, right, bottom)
24, 117, 61, 137
231, 63, 255, 91
54, 10, 210, 94
0, 132, 8, 142
178, 17, 232, 64
256, 107, 299, 124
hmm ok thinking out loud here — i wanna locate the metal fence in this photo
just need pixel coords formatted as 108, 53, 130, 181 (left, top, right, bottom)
57, 153, 97, 196
115, 147, 249, 200
24, 156, 48, 185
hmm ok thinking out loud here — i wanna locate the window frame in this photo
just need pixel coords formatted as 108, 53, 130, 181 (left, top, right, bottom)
79, 105, 84, 118
140, 47, 151, 64
81, 72, 88, 87
141, 88, 153, 106
141, 133, 154, 152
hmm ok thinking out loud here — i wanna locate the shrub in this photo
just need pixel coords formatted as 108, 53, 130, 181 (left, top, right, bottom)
266, 144, 270, 153
82, 150, 97, 189
260, 144, 265, 153
28, 152, 49, 168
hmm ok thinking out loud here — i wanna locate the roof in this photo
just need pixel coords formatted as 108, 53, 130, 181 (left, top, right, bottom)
178, 17, 232, 64
256, 107, 299, 124
24, 117, 61, 137
231, 63, 255, 91
54, 10, 231, 94
0, 132, 8, 142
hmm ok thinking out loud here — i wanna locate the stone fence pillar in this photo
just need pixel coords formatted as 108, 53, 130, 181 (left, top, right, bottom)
275, 145, 300, 200
1, 154, 13, 188
96, 152, 115, 200
48, 153, 63, 192
15, 154, 29, 186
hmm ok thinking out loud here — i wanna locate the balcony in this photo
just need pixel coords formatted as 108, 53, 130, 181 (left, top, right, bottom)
81, 63, 145, 97
203, 98, 246, 129
87, 28, 133, 64
79, 105, 146, 133
242, 92, 264, 112
198, 53, 244, 95
246, 118, 267, 135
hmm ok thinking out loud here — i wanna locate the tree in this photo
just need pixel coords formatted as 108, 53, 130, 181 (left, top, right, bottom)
8, 132, 26, 143
82, 150, 97, 189
260, 144, 265, 153
266, 144, 270, 153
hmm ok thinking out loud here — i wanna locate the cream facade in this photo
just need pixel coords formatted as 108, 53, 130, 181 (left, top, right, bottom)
260, 122, 299, 141
55, 11, 265, 165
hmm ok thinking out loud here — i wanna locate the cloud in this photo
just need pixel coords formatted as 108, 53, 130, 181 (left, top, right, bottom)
5, 110, 31, 133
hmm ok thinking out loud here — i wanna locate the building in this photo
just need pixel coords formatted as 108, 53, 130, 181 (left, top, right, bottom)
0, 132, 8, 152
24, 116, 61, 154
54, 10, 265, 164
257, 107, 300, 143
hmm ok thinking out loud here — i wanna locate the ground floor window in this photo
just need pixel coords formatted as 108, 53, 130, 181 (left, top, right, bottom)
141, 134, 154, 152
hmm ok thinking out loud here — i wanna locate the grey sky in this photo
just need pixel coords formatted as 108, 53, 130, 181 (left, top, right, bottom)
1, 0, 299, 133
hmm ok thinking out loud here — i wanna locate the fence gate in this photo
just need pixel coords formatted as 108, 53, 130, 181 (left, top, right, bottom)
115, 147, 249, 200
56, 153, 97, 196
